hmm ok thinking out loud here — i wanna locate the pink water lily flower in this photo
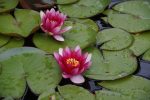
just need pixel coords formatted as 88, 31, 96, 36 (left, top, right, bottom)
54, 46, 92, 84
40, 8, 72, 41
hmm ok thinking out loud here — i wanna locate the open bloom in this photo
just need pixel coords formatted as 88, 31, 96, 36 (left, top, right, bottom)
54, 46, 92, 84
40, 8, 72, 41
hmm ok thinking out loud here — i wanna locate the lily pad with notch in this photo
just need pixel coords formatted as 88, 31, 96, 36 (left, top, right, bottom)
113, 0, 150, 19
58, 85, 95, 100
33, 21, 97, 53
130, 31, 150, 56
0, 35, 10, 47
84, 47, 137, 80
58, 0, 111, 18
96, 28, 133, 50
0, 0, 19, 13
0, 37, 24, 53
0, 47, 61, 99
143, 49, 150, 61
0, 9, 40, 37
98, 75, 150, 100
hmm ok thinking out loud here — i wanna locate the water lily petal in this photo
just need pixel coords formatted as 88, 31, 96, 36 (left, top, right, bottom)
54, 52, 60, 61
85, 53, 92, 63
53, 35, 64, 41
59, 48, 63, 56
62, 73, 71, 78
40, 11, 45, 18
59, 26, 72, 34
70, 75, 85, 84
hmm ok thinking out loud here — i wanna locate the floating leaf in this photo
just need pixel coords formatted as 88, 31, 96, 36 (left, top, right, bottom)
56, 0, 79, 4
24, 55, 61, 94
98, 76, 150, 99
0, 37, 24, 53
58, 0, 111, 18
0, 0, 19, 13
69, 18, 99, 32
143, 49, 150, 61
84, 47, 137, 80
0, 9, 40, 37
0, 56, 26, 99
113, 0, 150, 19
0, 35, 10, 47
58, 85, 95, 100
97, 28, 133, 50
107, 13, 150, 33
130, 31, 150, 56
38, 90, 63, 100
95, 90, 130, 100
33, 21, 97, 53
0, 47, 61, 98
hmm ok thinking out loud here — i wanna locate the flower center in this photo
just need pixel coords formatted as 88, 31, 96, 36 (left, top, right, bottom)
66, 58, 79, 67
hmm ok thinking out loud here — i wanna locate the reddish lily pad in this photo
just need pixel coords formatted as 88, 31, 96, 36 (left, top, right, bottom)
33, 21, 97, 53
0, 0, 19, 13
58, 0, 111, 18
0, 9, 40, 37
84, 47, 137, 80
96, 28, 133, 50
130, 31, 150, 56
58, 85, 95, 100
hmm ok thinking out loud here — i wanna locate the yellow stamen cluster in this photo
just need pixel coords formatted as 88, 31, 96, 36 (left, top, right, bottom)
66, 58, 79, 67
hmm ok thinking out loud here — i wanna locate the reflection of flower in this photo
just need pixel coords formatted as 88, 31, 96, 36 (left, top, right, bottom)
40, 8, 72, 41
54, 46, 92, 84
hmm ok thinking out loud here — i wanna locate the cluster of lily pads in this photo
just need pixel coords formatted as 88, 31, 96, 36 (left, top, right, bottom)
0, 0, 150, 100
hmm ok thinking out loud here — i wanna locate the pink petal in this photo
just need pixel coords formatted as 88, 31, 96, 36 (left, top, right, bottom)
59, 26, 72, 34
52, 26, 62, 34
54, 52, 60, 61
62, 73, 71, 78
70, 75, 85, 84
75, 45, 80, 52
63, 47, 71, 57
40, 11, 45, 18
53, 35, 64, 41
85, 53, 92, 63
59, 48, 63, 56
71, 68, 79, 75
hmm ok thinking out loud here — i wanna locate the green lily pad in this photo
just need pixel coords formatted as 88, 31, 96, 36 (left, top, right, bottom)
0, 47, 61, 98
0, 56, 26, 99
56, 0, 79, 4
143, 49, 150, 61
33, 21, 97, 53
113, 0, 150, 19
0, 9, 40, 37
38, 90, 63, 100
107, 13, 150, 33
0, 0, 19, 13
0, 37, 24, 53
24, 55, 61, 94
98, 76, 150, 99
130, 31, 150, 56
84, 47, 137, 80
96, 28, 133, 50
69, 18, 99, 32
95, 90, 130, 100
58, 0, 111, 18
0, 35, 10, 47
58, 85, 95, 100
